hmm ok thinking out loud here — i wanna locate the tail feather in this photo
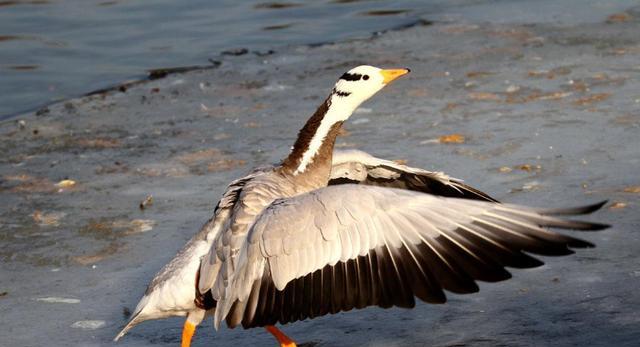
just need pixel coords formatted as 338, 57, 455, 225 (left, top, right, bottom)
113, 295, 149, 342
113, 311, 144, 341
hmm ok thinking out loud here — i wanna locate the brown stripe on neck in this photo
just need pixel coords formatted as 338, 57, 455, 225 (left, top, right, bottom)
281, 96, 342, 176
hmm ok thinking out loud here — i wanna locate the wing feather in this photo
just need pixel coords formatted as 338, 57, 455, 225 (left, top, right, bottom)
330, 149, 499, 202
206, 184, 608, 329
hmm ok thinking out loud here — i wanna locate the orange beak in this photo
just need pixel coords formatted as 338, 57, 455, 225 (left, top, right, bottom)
380, 68, 410, 84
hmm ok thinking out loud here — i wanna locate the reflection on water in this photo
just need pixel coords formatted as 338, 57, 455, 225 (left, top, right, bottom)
0, 0, 446, 119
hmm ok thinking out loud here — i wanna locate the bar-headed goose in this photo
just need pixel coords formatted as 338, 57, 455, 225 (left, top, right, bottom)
115, 65, 607, 347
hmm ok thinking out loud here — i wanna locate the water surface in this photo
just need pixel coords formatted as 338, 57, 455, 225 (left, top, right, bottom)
1, 0, 636, 118
0, 0, 431, 118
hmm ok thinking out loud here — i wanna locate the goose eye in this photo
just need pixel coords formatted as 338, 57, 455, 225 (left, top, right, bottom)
363, 75, 369, 80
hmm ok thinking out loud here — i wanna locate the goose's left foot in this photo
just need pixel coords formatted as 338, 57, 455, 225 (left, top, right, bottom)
265, 325, 297, 347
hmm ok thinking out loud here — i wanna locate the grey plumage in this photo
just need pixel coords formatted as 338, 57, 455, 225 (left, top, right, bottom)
195, 149, 607, 330
114, 169, 263, 341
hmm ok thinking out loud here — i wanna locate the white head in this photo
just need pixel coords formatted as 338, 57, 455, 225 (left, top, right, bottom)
330, 65, 410, 115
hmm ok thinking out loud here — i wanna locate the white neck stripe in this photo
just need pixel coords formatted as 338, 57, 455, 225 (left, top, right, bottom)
293, 95, 355, 175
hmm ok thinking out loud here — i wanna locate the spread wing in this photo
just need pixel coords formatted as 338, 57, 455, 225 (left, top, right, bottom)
330, 149, 498, 202
210, 184, 607, 329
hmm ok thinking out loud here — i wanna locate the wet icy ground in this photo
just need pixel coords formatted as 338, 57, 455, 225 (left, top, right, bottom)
1, 5, 640, 347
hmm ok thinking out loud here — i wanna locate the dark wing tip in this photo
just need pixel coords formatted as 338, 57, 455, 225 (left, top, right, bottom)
451, 181, 500, 203
543, 219, 611, 231
582, 222, 611, 231
586, 200, 609, 213
539, 200, 609, 216
567, 238, 595, 248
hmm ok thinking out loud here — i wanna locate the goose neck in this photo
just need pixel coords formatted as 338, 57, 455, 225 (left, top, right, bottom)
281, 94, 355, 179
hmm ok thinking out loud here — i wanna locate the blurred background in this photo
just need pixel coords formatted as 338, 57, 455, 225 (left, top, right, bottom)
1, 0, 636, 119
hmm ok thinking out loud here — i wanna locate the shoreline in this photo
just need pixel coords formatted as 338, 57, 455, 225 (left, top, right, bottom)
0, 17, 433, 122
6, 0, 639, 121
0, 15, 432, 122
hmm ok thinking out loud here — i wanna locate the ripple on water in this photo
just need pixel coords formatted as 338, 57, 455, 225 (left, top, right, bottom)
36, 297, 80, 304
70, 320, 106, 329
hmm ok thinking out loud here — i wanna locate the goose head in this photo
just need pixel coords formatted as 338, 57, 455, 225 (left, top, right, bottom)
283, 65, 409, 175
330, 65, 410, 115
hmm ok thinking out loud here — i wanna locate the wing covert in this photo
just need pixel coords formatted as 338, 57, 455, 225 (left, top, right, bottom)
330, 149, 498, 202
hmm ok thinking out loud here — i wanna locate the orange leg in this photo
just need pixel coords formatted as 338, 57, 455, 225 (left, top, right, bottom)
265, 325, 297, 347
181, 320, 196, 347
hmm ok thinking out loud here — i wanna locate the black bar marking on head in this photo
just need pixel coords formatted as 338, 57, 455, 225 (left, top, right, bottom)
340, 73, 362, 81
332, 88, 351, 97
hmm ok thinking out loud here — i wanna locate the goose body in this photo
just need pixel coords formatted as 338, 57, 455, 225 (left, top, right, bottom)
115, 66, 607, 347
